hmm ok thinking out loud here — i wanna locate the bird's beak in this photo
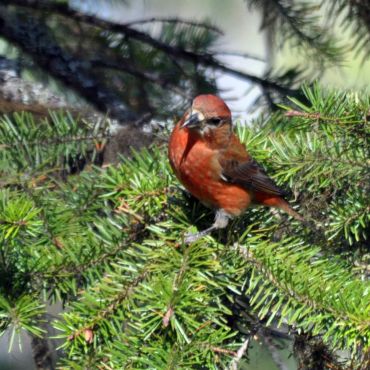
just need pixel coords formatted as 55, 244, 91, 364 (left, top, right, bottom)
182, 110, 204, 129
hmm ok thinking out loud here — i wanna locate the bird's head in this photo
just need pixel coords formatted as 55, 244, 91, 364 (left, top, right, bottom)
181, 95, 232, 136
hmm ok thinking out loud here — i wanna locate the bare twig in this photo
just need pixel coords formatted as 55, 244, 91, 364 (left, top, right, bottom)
214, 50, 266, 62
228, 337, 250, 370
122, 17, 223, 35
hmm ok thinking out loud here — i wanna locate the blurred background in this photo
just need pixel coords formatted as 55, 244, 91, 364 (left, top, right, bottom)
0, 0, 369, 369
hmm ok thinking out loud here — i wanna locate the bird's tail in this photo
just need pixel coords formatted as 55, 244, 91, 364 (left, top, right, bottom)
261, 196, 313, 226
277, 199, 305, 222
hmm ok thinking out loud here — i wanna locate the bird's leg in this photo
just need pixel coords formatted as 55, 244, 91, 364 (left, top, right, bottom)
184, 209, 230, 244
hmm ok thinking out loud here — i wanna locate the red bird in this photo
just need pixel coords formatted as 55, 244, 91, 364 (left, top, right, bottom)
168, 94, 303, 243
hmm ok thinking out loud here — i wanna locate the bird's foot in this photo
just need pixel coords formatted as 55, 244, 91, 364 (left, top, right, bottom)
184, 210, 231, 244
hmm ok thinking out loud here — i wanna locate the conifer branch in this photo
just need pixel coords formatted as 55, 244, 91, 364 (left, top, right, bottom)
67, 270, 148, 343
1, 85, 369, 367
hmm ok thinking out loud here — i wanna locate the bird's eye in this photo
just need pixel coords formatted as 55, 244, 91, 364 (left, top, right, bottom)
208, 117, 222, 125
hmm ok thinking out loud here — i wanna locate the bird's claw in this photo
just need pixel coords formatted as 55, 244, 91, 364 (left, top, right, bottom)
184, 223, 219, 244
184, 228, 213, 244
184, 232, 202, 244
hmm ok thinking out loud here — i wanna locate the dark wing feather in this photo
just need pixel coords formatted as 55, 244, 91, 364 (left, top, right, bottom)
221, 158, 286, 196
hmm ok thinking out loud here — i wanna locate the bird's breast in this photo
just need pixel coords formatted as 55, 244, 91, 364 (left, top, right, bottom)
168, 128, 252, 216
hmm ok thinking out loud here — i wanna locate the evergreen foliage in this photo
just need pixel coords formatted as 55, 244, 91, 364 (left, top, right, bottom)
248, 0, 344, 64
0, 85, 369, 368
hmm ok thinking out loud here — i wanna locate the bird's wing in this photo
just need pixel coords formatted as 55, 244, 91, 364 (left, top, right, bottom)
220, 156, 286, 196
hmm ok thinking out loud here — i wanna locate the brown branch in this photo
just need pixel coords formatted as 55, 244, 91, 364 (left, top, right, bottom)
208, 346, 237, 356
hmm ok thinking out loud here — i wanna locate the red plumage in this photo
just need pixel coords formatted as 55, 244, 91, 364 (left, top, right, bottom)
168, 94, 303, 242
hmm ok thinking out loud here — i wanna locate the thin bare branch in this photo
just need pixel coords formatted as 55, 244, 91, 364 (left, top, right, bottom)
214, 50, 266, 62
122, 16, 223, 35
228, 337, 250, 370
